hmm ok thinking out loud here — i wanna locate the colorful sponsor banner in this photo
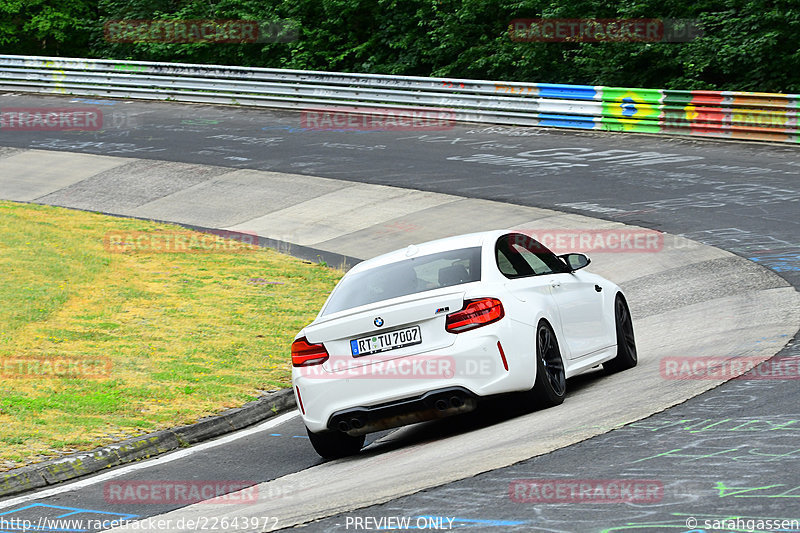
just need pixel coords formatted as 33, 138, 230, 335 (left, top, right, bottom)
543, 85, 800, 142
535, 83, 598, 100
660, 90, 696, 135
600, 87, 662, 133
659, 90, 798, 141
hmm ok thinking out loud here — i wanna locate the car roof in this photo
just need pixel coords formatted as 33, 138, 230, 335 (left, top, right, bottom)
348, 229, 510, 274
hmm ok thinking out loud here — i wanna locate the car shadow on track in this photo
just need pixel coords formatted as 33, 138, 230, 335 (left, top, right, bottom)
359, 366, 608, 457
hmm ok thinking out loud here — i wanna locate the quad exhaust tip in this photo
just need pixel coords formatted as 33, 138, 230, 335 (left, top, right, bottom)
434, 394, 466, 411
328, 387, 477, 435
338, 417, 366, 432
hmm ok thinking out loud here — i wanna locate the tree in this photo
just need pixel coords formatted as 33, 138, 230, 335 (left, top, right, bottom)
0, 0, 96, 56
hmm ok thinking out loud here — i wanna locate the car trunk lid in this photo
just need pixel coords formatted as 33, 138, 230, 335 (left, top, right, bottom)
305, 290, 465, 372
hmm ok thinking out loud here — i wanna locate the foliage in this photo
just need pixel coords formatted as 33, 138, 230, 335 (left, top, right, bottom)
0, 0, 96, 56
2, 0, 798, 98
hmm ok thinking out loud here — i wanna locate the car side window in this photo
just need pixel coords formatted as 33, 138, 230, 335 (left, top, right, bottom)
495, 234, 569, 278
496, 241, 534, 277
513, 243, 554, 274
496, 247, 521, 276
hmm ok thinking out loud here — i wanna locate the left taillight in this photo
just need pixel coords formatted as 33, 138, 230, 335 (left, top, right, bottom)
445, 297, 505, 333
291, 337, 329, 367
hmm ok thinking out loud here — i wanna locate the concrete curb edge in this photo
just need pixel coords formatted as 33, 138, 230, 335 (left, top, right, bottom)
0, 388, 296, 499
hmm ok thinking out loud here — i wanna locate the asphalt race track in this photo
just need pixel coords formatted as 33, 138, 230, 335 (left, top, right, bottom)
1, 94, 799, 532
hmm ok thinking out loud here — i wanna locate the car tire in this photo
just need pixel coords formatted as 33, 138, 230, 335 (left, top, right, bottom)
603, 295, 638, 373
531, 321, 566, 407
306, 427, 365, 460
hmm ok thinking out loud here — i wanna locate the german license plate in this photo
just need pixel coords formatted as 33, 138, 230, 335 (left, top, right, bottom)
350, 326, 422, 357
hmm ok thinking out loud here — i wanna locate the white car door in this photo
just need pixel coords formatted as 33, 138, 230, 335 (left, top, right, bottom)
546, 270, 608, 358
496, 234, 606, 359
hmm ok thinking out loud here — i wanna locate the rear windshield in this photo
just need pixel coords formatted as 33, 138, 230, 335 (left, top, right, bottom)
321, 247, 482, 316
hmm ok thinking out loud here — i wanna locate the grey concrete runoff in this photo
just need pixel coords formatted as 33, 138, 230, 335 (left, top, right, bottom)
0, 149, 798, 530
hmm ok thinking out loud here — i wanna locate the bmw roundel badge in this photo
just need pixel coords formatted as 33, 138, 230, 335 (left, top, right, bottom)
374, 317, 384, 327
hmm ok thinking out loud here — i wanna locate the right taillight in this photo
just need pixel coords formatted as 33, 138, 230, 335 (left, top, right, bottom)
291, 337, 329, 367
445, 298, 504, 333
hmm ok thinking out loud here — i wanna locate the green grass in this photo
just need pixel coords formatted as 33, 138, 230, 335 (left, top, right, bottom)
0, 201, 342, 469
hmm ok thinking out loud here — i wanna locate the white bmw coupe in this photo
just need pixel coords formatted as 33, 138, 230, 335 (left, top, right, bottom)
291, 230, 637, 459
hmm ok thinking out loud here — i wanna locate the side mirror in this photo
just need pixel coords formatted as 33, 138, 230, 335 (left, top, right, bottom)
559, 253, 591, 272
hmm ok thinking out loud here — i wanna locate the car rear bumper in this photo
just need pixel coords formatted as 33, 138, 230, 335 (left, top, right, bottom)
293, 322, 535, 433
329, 386, 478, 436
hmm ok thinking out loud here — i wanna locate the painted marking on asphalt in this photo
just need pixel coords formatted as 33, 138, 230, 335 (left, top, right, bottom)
0, 411, 300, 510
69, 98, 117, 106
0, 503, 137, 532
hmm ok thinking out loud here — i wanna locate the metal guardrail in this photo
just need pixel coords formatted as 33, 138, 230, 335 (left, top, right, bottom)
1, 54, 798, 143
